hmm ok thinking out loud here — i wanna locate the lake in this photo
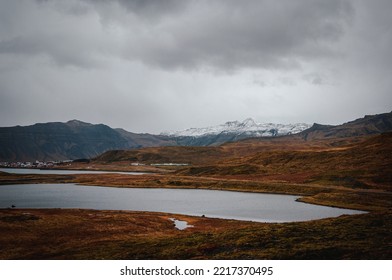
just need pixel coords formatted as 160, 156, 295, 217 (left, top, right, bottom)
0, 168, 146, 175
0, 183, 365, 223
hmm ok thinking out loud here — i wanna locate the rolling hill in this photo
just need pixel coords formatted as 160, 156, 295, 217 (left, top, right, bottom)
299, 111, 392, 140
0, 120, 174, 161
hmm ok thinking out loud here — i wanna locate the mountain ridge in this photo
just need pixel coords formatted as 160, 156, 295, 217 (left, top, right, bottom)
1, 111, 391, 161
300, 111, 392, 140
0, 120, 173, 161
161, 118, 311, 137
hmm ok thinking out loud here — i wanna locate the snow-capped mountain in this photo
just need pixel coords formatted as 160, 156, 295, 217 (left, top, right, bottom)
161, 118, 311, 138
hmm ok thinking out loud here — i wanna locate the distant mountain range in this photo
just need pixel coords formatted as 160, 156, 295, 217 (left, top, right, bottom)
0, 111, 391, 161
161, 118, 311, 146
162, 118, 311, 137
0, 120, 174, 162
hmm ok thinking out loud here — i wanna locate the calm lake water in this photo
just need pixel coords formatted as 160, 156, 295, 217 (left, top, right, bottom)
0, 168, 146, 175
0, 184, 365, 223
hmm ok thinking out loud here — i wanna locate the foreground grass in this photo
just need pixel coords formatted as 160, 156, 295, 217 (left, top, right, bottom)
0, 209, 391, 260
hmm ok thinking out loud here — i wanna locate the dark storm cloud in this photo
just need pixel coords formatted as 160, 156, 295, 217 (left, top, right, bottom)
2, 0, 353, 71
0, 0, 102, 68
114, 0, 354, 71
93, 0, 186, 17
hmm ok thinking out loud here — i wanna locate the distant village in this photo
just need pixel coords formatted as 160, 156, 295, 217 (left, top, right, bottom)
0, 160, 73, 169
0, 160, 189, 169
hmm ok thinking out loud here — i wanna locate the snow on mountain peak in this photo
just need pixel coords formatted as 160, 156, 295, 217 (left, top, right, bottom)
224, 120, 241, 127
241, 118, 257, 127
161, 119, 311, 138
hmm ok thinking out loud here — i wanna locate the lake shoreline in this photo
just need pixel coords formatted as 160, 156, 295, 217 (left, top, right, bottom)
0, 183, 365, 223
1, 171, 389, 212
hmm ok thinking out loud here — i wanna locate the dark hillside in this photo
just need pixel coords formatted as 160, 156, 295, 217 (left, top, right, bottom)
0, 120, 173, 161
300, 111, 392, 140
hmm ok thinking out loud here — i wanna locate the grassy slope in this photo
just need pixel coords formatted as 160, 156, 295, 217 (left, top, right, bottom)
176, 133, 392, 190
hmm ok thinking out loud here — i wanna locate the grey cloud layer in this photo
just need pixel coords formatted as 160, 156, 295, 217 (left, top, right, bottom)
0, 0, 391, 133
124, 0, 353, 70
1, 0, 353, 71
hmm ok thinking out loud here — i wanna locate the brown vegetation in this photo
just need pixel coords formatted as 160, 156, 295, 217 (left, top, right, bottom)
176, 133, 392, 190
0, 132, 391, 259
0, 209, 390, 259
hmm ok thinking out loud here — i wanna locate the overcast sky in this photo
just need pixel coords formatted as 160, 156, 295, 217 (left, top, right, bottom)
0, 0, 391, 133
